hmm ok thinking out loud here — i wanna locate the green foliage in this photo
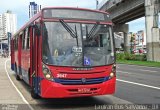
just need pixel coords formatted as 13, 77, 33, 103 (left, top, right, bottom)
135, 54, 147, 61
117, 60, 160, 67
116, 53, 125, 60
130, 36, 135, 42
116, 53, 147, 61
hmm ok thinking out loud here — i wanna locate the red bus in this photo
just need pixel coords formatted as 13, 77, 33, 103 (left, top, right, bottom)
11, 7, 116, 99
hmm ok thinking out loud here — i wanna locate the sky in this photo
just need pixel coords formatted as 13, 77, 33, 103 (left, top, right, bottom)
128, 17, 145, 33
0, 0, 146, 33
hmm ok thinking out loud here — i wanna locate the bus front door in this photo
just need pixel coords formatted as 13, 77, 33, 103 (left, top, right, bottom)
30, 26, 40, 98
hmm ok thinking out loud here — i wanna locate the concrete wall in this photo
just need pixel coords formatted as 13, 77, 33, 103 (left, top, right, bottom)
113, 24, 130, 52
145, 0, 160, 62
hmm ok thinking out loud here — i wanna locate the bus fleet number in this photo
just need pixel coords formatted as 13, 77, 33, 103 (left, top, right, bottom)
57, 74, 67, 78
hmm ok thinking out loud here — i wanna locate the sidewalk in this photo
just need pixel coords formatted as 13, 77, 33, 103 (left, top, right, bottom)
0, 57, 25, 104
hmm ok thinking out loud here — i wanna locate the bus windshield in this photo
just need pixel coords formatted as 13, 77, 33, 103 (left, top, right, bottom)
42, 21, 115, 67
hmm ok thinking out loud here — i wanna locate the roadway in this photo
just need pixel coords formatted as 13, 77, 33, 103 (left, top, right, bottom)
1, 58, 160, 110
115, 64, 160, 104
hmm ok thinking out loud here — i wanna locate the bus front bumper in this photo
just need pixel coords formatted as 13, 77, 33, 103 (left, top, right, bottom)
40, 77, 116, 98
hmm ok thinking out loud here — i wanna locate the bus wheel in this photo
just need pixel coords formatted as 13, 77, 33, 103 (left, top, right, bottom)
31, 87, 40, 99
16, 74, 21, 81
15, 64, 20, 81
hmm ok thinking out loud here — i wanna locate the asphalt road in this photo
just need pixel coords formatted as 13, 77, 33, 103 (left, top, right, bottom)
115, 64, 160, 104
1, 58, 160, 110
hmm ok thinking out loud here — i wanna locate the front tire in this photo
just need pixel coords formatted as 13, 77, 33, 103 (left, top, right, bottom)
31, 86, 40, 99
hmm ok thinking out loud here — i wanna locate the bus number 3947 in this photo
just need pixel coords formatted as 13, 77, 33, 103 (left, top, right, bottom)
57, 74, 67, 78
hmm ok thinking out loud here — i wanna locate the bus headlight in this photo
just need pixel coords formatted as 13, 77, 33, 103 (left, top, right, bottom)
45, 74, 51, 79
109, 64, 116, 79
42, 64, 54, 81
110, 72, 115, 78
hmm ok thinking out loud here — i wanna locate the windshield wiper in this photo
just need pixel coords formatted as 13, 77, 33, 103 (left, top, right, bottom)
87, 22, 99, 39
60, 19, 79, 46
59, 19, 77, 38
74, 25, 79, 47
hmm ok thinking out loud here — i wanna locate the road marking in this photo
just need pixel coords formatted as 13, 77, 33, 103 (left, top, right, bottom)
139, 69, 157, 73
5, 59, 34, 110
117, 79, 160, 90
117, 71, 132, 74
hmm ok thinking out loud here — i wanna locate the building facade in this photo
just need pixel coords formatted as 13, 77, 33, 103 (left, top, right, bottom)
0, 11, 17, 54
0, 14, 3, 39
129, 30, 146, 53
0, 11, 17, 40
2, 11, 17, 38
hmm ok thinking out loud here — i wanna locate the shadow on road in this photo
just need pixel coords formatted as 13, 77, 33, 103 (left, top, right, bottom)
33, 97, 104, 109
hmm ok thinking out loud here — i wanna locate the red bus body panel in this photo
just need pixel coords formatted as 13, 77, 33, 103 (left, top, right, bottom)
41, 78, 116, 98
11, 7, 116, 98
39, 65, 116, 98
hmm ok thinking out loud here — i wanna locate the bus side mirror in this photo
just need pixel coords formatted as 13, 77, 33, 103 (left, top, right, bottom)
30, 24, 41, 36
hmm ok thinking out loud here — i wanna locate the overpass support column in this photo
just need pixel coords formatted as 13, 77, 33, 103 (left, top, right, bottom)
145, 0, 160, 62
113, 24, 130, 53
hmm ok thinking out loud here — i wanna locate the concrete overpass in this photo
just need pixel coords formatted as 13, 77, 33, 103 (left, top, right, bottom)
100, 0, 145, 24
99, 0, 160, 62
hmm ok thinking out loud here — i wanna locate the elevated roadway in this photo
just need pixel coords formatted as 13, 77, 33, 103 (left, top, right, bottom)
99, 0, 160, 62
100, 0, 145, 24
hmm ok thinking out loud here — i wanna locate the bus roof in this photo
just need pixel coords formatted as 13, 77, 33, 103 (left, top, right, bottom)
42, 7, 109, 14
13, 7, 110, 38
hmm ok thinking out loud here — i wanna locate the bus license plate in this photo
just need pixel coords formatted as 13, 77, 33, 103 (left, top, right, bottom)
78, 88, 90, 93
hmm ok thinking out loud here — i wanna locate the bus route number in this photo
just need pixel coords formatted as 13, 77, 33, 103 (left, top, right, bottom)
57, 74, 67, 78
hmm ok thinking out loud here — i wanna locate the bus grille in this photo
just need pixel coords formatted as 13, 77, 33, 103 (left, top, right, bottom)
54, 77, 110, 85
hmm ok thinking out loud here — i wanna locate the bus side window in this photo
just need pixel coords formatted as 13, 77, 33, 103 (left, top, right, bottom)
17, 37, 18, 50
14, 39, 16, 50
24, 28, 28, 50
22, 31, 25, 50
15, 38, 17, 50
15, 37, 18, 50
27, 28, 30, 49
